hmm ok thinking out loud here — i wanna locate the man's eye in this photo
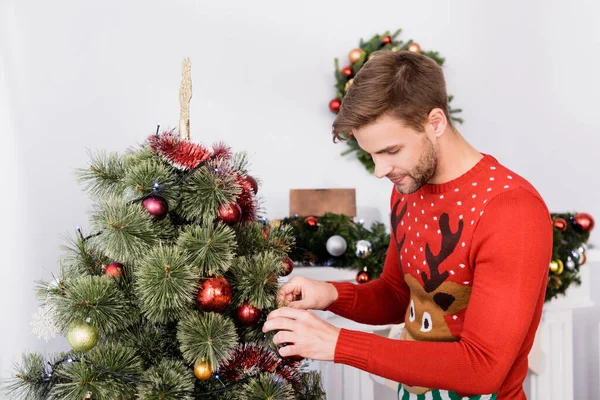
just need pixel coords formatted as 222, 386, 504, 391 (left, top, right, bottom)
387, 149, 399, 155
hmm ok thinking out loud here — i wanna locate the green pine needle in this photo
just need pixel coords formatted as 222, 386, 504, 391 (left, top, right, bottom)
298, 371, 327, 400
122, 159, 180, 203
51, 343, 142, 400
176, 311, 238, 369
137, 359, 195, 400
57, 233, 109, 278
134, 245, 199, 323
90, 196, 167, 264
76, 149, 127, 198
3, 353, 56, 400
243, 373, 296, 400
179, 166, 241, 224
52, 275, 136, 334
177, 223, 237, 276
229, 252, 282, 309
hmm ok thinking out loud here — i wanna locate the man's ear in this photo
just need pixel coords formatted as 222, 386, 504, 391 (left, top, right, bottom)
427, 108, 448, 137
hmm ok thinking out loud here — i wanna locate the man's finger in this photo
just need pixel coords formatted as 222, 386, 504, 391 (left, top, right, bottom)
262, 316, 298, 333
278, 343, 300, 358
273, 330, 297, 346
267, 307, 306, 321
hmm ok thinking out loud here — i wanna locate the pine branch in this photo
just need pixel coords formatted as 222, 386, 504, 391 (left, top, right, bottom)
134, 245, 199, 323
242, 373, 295, 400
177, 223, 237, 276
231, 152, 250, 173
137, 359, 194, 400
57, 232, 110, 278
176, 311, 238, 369
75, 149, 127, 198
178, 166, 241, 224
297, 371, 326, 400
3, 353, 59, 400
90, 196, 171, 264
229, 252, 282, 309
51, 343, 142, 400
122, 158, 180, 204
51, 275, 136, 334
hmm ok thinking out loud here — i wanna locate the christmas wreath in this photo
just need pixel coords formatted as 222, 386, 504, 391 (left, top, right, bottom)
276, 212, 594, 303
328, 29, 463, 174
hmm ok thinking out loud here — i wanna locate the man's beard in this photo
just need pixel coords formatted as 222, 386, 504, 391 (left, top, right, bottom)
395, 136, 437, 195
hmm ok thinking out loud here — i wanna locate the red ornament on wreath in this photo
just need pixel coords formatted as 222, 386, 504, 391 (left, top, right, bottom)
356, 268, 371, 284
244, 175, 259, 195
281, 257, 294, 277
218, 203, 242, 225
305, 216, 319, 231
340, 66, 353, 77
236, 301, 262, 326
196, 276, 232, 312
329, 98, 341, 113
572, 213, 595, 233
142, 195, 169, 220
104, 262, 123, 278
553, 218, 567, 232
382, 35, 392, 45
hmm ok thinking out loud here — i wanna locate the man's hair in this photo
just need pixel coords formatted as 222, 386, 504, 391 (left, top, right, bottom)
332, 50, 451, 142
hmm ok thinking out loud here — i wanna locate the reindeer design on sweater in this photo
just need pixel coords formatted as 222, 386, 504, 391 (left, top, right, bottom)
391, 199, 473, 394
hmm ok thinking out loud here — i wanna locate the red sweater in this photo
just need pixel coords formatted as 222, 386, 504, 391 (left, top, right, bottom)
327, 154, 553, 399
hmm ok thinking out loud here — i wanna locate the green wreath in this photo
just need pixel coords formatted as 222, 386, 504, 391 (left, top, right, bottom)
329, 29, 463, 174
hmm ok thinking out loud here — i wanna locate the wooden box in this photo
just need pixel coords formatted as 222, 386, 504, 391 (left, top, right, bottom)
289, 188, 356, 217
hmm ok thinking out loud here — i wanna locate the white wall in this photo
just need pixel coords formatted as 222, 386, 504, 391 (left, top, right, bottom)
1, 0, 599, 397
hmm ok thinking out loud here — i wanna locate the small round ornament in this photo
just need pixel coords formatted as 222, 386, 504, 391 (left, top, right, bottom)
67, 322, 99, 352
196, 276, 232, 312
340, 65, 353, 77
356, 268, 371, 284
305, 216, 319, 231
194, 358, 212, 380
553, 218, 567, 232
408, 42, 421, 53
142, 195, 169, 220
326, 235, 347, 257
348, 48, 364, 63
329, 98, 341, 113
281, 256, 294, 277
382, 35, 392, 45
104, 262, 123, 278
550, 259, 564, 275
355, 240, 373, 258
244, 176, 259, 195
218, 203, 242, 225
236, 301, 262, 326
572, 213, 594, 233
344, 78, 354, 92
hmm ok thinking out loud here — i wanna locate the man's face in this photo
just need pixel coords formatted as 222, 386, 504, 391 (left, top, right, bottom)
353, 114, 438, 195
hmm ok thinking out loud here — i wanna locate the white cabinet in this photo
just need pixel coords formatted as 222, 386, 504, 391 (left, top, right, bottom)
283, 250, 598, 400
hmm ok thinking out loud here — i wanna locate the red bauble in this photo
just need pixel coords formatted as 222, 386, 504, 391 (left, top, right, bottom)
356, 270, 371, 284
553, 218, 567, 232
305, 216, 319, 231
218, 203, 242, 225
104, 262, 123, 278
329, 99, 341, 113
340, 66, 353, 77
196, 277, 232, 312
142, 195, 169, 220
281, 257, 294, 277
236, 301, 262, 326
244, 176, 259, 195
572, 213, 595, 233
382, 36, 392, 45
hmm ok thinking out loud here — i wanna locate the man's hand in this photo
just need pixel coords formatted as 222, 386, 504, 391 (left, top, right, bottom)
263, 307, 340, 361
277, 276, 338, 310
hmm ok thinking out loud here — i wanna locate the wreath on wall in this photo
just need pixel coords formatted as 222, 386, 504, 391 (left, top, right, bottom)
328, 29, 463, 174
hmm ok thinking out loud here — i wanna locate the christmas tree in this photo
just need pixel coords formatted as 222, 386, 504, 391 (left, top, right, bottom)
4, 59, 325, 400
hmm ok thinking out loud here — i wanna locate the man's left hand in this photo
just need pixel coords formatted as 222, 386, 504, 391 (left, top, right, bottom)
262, 307, 341, 361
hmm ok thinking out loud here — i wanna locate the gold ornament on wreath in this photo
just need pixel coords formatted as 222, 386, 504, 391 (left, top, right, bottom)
329, 29, 463, 174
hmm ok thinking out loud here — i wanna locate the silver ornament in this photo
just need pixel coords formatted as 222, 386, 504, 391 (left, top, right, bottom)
326, 235, 347, 257
355, 240, 373, 259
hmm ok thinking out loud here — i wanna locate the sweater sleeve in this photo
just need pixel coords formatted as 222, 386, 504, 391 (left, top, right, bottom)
333, 188, 553, 394
324, 189, 410, 325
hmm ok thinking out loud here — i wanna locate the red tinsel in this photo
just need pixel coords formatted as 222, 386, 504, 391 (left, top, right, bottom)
219, 344, 280, 381
235, 174, 257, 223
275, 363, 302, 391
211, 141, 232, 161
147, 131, 211, 170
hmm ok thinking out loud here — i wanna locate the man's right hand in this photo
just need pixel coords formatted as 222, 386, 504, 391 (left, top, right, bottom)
277, 276, 338, 310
